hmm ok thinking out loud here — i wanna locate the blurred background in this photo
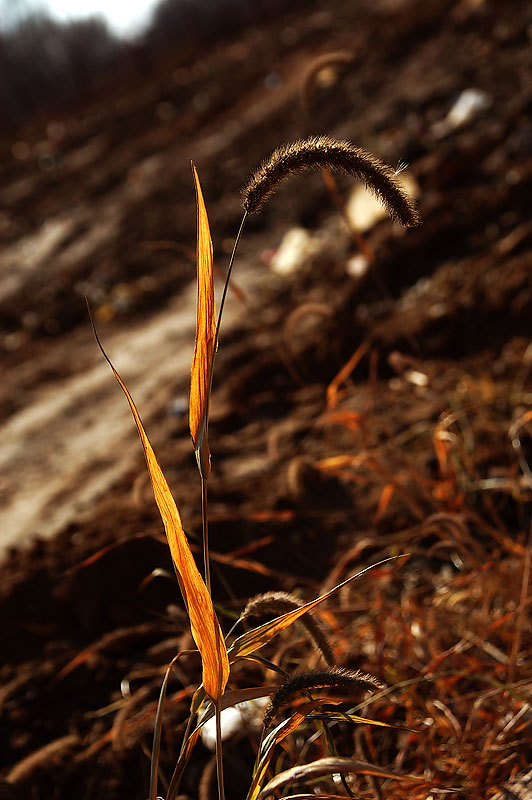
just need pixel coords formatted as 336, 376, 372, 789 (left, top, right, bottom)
1, 1, 532, 796
3, 0, 530, 554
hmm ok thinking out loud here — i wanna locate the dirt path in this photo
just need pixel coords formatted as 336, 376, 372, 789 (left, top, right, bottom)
0, 256, 268, 554
0, 47, 311, 555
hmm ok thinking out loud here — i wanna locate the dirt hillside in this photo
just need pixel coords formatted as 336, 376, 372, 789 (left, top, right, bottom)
1, 1, 532, 798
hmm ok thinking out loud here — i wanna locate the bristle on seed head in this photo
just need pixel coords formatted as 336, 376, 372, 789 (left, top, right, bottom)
241, 135, 420, 227
263, 667, 384, 729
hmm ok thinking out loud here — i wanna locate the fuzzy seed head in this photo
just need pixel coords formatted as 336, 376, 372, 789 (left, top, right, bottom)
263, 667, 384, 729
241, 135, 420, 227
241, 591, 334, 666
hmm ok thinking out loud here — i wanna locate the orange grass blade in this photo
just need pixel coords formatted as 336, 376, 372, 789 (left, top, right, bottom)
229, 556, 405, 661
326, 339, 370, 410
190, 162, 216, 478
89, 312, 228, 701
166, 726, 202, 800
375, 482, 395, 521
308, 712, 406, 730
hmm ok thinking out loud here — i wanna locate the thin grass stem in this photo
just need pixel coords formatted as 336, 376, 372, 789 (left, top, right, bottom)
149, 656, 181, 800
201, 475, 210, 594
209, 210, 248, 402
292, 703, 354, 800
215, 695, 226, 800
178, 709, 197, 760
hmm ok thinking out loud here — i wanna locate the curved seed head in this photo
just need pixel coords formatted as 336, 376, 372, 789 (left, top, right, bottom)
241, 135, 420, 227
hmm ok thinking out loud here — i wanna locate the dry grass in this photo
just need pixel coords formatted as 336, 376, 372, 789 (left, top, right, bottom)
5, 137, 530, 800
99, 140, 531, 800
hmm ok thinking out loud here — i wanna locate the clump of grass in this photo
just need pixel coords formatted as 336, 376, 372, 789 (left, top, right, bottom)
92, 136, 422, 800
76, 128, 532, 799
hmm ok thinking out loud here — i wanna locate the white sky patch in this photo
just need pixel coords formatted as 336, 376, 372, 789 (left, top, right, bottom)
44, 0, 158, 35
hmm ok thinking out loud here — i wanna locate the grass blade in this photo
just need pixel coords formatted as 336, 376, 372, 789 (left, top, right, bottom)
248, 700, 334, 800
88, 306, 229, 702
149, 653, 183, 800
166, 687, 277, 800
229, 556, 406, 661
308, 712, 408, 730
190, 162, 216, 480
256, 756, 424, 800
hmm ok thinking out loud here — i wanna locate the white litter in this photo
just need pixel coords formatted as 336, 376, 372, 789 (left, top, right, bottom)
447, 88, 490, 128
270, 227, 322, 275
346, 172, 419, 232
433, 88, 491, 137
346, 253, 370, 278
200, 697, 269, 751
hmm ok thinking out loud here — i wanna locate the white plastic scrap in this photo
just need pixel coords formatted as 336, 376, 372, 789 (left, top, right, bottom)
346, 253, 370, 278
346, 171, 419, 232
433, 88, 491, 137
447, 88, 490, 127
200, 697, 269, 751
270, 227, 322, 276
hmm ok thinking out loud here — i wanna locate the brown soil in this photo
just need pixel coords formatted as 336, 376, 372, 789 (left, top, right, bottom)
1, 1, 532, 798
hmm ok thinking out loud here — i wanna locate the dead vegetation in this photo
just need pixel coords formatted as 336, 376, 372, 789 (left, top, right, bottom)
1, 0, 532, 799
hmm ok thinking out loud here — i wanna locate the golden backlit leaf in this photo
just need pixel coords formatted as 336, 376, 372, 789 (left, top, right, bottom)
229, 556, 405, 661
190, 162, 216, 478
90, 315, 228, 701
308, 712, 405, 729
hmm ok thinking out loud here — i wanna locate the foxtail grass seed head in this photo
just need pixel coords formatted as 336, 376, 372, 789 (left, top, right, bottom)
241, 591, 334, 665
241, 591, 303, 621
242, 136, 420, 227
263, 667, 384, 729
